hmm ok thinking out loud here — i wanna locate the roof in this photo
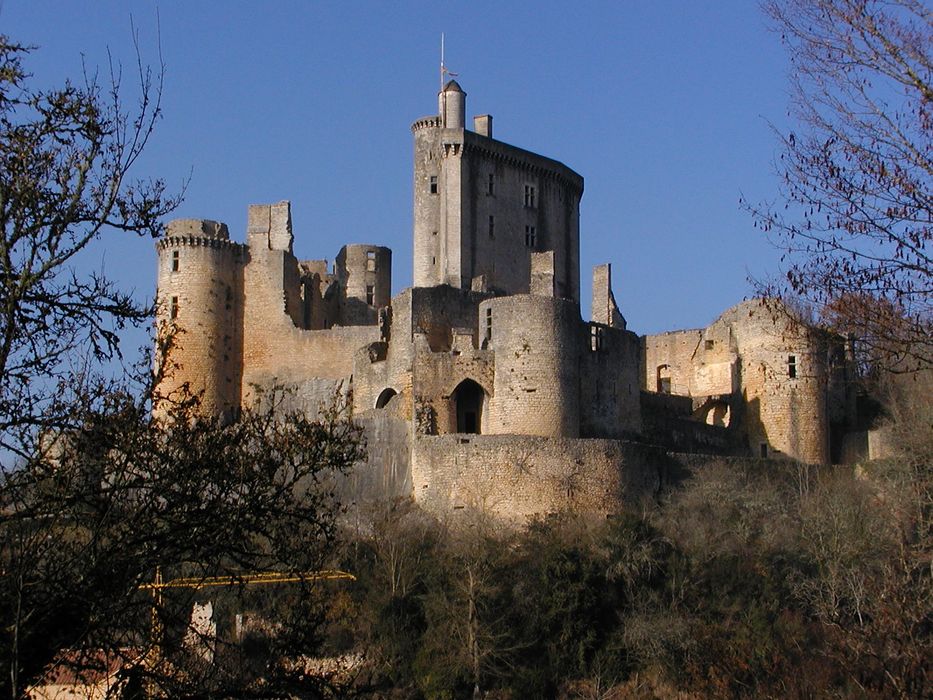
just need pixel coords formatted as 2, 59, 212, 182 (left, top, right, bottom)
442, 79, 464, 93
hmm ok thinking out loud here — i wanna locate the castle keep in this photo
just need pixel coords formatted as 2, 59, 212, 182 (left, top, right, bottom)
156, 80, 864, 519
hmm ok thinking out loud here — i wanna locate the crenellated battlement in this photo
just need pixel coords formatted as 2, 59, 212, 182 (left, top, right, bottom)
411, 115, 442, 132
157, 235, 249, 255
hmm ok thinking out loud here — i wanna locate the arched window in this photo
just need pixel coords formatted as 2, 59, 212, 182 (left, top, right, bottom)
452, 379, 485, 434
375, 388, 398, 409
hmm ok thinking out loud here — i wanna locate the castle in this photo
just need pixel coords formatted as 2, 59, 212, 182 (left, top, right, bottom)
156, 80, 866, 519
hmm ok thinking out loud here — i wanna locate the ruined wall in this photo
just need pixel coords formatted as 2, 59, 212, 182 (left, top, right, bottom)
724, 301, 830, 463
580, 324, 642, 438
336, 244, 391, 326
483, 295, 581, 437
156, 219, 246, 419
240, 203, 379, 404
410, 435, 663, 521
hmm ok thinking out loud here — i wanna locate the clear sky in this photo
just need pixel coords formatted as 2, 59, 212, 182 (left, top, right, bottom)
1, 1, 794, 353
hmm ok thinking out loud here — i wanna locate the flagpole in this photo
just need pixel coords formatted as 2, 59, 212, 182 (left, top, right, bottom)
440, 32, 445, 91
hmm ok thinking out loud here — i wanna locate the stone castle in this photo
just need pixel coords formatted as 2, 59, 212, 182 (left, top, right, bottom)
155, 80, 867, 519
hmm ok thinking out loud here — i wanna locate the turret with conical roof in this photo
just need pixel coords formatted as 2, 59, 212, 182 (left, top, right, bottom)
438, 79, 466, 128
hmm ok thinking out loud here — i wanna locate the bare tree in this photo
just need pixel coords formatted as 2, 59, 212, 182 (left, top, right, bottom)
744, 0, 932, 370
0, 33, 181, 459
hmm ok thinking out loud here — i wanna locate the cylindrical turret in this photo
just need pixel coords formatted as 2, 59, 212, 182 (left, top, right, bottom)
482, 295, 581, 437
438, 79, 466, 129
155, 219, 246, 420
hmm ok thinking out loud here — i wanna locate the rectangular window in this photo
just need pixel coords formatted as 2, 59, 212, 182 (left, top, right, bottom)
485, 307, 492, 341
658, 377, 671, 394
171, 250, 179, 272
590, 325, 603, 352
525, 225, 536, 248
524, 184, 536, 208
487, 173, 495, 195
429, 175, 438, 194
705, 339, 714, 350
488, 215, 495, 239
366, 285, 374, 306
170, 296, 179, 320
366, 251, 376, 271
760, 443, 769, 459
788, 355, 797, 378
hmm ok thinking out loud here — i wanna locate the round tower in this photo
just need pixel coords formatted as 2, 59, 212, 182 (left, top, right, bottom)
724, 300, 830, 464
438, 79, 466, 129
155, 219, 247, 420
481, 295, 581, 437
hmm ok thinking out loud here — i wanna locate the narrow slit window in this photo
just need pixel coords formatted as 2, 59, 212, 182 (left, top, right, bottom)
487, 173, 495, 195
760, 443, 769, 458
485, 307, 493, 341
366, 285, 375, 306
788, 355, 797, 379
170, 296, 179, 320
171, 250, 179, 272
488, 215, 495, 239
429, 175, 438, 194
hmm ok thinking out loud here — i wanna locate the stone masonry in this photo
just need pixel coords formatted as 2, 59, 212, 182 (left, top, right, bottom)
156, 80, 865, 520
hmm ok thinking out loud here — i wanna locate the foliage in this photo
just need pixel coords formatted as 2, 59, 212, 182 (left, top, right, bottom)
0, 381, 365, 697
0, 34, 367, 698
330, 456, 931, 699
743, 0, 932, 369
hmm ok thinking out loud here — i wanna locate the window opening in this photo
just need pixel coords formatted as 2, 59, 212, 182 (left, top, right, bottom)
366, 285, 375, 306
366, 251, 376, 271
525, 225, 536, 248
375, 388, 397, 409
705, 339, 714, 350
429, 175, 438, 194
170, 296, 179, 320
488, 215, 495, 239
590, 324, 603, 352
487, 173, 495, 195
656, 364, 671, 394
524, 184, 536, 207
788, 355, 797, 379
171, 250, 179, 272
760, 443, 769, 459
485, 307, 492, 341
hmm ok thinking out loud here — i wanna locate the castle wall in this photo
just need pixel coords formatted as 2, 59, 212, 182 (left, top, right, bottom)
411, 114, 582, 303
723, 302, 829, 464
462, 130, 582, 302
156, 220, 246, 419
336, 244, 391, 326
410, 435, 663, 521
240, 243, 379, 404
643, 301, 831, 464
483, 295, 581, 437
580, 324, 643, 438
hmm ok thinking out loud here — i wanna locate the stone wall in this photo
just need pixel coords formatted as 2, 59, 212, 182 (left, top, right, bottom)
482, 295, 581, 437
410, 434, 664, 521
156, 219, 247, 419
580, 324, 642, 438
411, 106, 583, 303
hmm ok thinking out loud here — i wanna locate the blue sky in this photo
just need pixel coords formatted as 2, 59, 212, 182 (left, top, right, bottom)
1, 1, 793, 350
